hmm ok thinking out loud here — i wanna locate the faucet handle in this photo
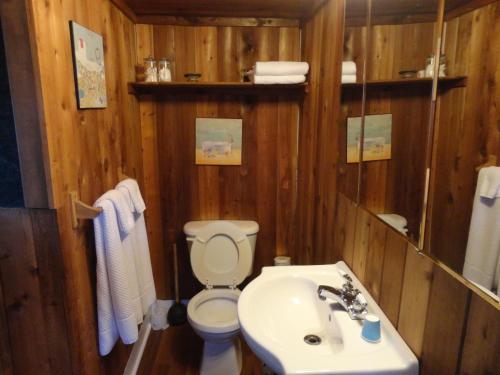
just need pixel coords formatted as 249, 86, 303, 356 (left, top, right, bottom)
338, 269, 353, 282
352, 293, 368, 313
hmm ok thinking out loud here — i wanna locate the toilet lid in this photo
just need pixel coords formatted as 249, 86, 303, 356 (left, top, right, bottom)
190, 221, 252, 287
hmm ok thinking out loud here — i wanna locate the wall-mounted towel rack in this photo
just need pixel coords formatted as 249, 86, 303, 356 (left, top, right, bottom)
69, 191, 103, 229
69, 170, 131, 229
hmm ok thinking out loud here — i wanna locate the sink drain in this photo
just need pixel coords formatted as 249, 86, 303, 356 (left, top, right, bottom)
304, 334, 322, 345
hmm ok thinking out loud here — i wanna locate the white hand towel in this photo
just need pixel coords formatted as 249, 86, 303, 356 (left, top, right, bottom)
342, 61, 357, 75
479, 166, 500, 199
341, 74, 357, 83
463, 167, 500, 294
253, 75, 306, 84
116, 179, 157, 315
255, 61, 309, 76
94, 191, 140, 356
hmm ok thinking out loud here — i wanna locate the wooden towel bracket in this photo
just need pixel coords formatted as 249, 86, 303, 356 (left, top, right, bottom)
69, 169, 132, 229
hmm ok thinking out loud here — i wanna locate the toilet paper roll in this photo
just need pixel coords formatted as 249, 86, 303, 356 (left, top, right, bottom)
274, 256, 291, 266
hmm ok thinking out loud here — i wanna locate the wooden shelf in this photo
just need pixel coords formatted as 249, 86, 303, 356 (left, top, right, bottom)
128, 81, 308, 95
342, 76, 467, 90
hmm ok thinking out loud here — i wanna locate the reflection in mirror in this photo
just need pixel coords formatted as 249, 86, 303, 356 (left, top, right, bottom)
428, 0, 500, 300
337, 0, 368, 202
358, 0, 440, 244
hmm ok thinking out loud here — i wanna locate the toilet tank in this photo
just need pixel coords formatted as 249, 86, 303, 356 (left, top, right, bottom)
184, 220, 259, 277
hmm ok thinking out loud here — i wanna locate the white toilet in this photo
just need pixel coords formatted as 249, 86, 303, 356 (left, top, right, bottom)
184, 220, 259, 375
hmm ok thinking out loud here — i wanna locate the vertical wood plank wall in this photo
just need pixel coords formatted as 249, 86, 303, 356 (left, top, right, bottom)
294, 0, 345, 265
133, 24, 302, 297
26, 0, 159, 373
0, 209, 71, 375
429, 2, 500, 272
334, 193, 500, 375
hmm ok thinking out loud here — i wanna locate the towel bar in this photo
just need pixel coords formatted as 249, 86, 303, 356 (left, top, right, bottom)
69, 170, 131, 229
69, 191, 103, 229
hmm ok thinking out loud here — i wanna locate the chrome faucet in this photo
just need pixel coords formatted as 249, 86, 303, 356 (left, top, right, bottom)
317, 272, 368, 320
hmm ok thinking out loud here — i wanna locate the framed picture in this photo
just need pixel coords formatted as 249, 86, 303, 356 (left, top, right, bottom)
347, 114, 392, 163
195, 118, 242, 165
69, 21, 107, 109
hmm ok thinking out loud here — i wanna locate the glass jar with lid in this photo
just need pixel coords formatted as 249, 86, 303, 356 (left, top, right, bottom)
144, 56, 158, 82
158, 58, 172, 82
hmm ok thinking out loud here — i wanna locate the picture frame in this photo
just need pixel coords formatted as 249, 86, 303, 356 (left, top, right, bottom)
69, 21, 107, 109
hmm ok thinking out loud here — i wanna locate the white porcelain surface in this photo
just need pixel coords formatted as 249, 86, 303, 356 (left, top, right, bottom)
188, 288, 241, 337
184, 220, 259, 375
238, 262, 418, 375
185, 220, 258, 281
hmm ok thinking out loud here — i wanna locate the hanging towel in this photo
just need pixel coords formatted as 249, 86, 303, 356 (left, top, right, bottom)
342, 61, 357, 75
116, 178, 157, 315
341, 74, 357, 83
254, 61, 309, 76
253, 75, 306, 84
463, 166, 500, 296
94, 190, 140, 356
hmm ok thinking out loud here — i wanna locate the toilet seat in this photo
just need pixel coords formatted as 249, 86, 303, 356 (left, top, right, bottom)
187, 289, 241, 334
190, 221, 252, 287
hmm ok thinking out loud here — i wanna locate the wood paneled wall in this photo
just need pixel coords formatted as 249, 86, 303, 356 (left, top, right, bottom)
0, 209, 71, 374
25, 0, 159, 373
334, 193, 500, 375
134, 24, 301, 296
429, 2, 500, 272
293, 0, 345, 265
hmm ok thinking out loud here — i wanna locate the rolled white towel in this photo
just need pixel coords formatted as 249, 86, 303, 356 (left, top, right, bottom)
255, 61, 309, 76
342, 61, 357, 75
253, 75, 306, 84
341, 74, 357, 83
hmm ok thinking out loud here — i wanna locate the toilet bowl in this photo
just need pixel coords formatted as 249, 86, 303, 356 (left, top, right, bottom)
184, 220, 259, 375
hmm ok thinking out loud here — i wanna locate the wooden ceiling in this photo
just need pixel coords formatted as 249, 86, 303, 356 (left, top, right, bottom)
119, 0, 326, 19
346, 0, 494, 26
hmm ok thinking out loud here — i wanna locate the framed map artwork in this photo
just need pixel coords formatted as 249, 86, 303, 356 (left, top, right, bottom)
70, 21, 107, 109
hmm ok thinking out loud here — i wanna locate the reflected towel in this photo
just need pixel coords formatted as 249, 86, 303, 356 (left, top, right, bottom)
255, 61, 309, 76
253, 75, 306, 84
342, 61, 357, 75
463, 167, 500, 297
341, 74, 357, 83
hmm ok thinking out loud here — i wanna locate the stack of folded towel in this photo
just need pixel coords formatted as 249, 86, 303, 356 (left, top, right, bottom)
252, 61, 309, 84
342, 61, 357, 83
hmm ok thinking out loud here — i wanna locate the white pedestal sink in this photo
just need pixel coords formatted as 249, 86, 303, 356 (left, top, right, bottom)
238, 262, 418, 375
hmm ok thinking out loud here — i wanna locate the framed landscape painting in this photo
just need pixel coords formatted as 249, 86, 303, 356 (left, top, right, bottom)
195, 118, 242, 165
347, 114, 392, 163
70, 21, 107, 109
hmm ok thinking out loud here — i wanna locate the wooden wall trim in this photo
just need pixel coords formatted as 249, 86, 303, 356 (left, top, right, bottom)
445, 0, 498, 20
109, 0, 138, 22
0, 0, 53, 208
137, 16, 300, 27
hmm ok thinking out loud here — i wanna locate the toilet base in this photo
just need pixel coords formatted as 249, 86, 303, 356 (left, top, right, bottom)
200, 337, 242, 375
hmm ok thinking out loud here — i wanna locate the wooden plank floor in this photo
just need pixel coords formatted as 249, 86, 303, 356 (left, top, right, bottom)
138, 323, 263, 374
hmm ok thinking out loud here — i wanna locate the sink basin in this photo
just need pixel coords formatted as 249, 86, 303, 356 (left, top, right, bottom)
238, 262, 418, 375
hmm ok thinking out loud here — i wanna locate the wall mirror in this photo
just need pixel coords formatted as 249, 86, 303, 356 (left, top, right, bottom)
427, 0, 500, 301
358, 0, 441, 245
338, 0, 368, 202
